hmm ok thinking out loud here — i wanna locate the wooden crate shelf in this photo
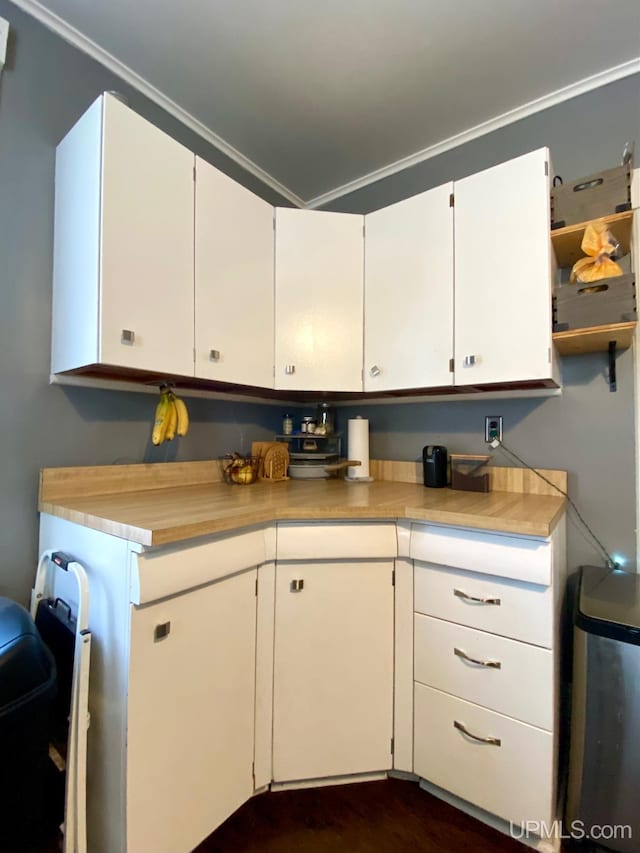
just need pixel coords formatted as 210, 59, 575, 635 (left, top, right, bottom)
552, 321, 636, 356
551, 210, 633, 268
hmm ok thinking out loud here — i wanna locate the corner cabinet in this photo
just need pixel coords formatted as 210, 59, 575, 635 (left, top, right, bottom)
274, 209, 364, 392
52, 93, 195, 377
272, 523, 396, 782
194, 157, 275, 388
454, 148, 557, 386
364, 183, 454, 391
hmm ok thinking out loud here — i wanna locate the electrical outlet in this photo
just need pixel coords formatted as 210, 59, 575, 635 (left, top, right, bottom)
484, 416, 503, 443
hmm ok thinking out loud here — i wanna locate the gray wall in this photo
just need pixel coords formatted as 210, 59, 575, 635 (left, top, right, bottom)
0, 3, 637, 605
0, 1, 290, 604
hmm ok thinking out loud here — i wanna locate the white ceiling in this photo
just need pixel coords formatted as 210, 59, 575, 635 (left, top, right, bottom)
11, 0, 640, 206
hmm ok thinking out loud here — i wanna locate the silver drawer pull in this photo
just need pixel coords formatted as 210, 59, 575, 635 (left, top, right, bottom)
454, 588, 501, 606
290, 579, 304, 592
454, 720, 501, 746
121, 329, 135, 345
209, 349, 221, 361
454, 647, 501, 669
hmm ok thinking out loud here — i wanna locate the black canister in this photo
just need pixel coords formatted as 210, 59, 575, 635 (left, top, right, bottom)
423, 445, 448, 488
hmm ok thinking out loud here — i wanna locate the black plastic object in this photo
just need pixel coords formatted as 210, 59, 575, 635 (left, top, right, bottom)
0, 596, 57, 851
423, 445, 448, 488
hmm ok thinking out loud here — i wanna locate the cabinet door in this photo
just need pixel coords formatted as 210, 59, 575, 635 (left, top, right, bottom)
127, 568, 257, 853
273, 560, 394, 781
195, 158, 275, 388
364, 184, 454, 390
454, 148, 553, 385
99, 94, 195, 376
274, 209, 364, 391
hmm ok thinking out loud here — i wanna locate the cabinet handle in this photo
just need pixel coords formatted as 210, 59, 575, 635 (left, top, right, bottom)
209, 349, 221, 361
284, 365, 296, 375
454, 720, 501, 746
369, 365, 381, 377
453, 588, 501, 606
121, 329, 135, 345
454, 647, 501, 669
290, 579, 304, 592
463, 355, 476, 367
154, 621, 171, 641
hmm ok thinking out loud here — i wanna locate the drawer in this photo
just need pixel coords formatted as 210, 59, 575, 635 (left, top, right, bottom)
414, 614, 553, 729
411, 524, 551, 585
276, 522, 397, 560
414, 562, 552, 648
130, 526, 266, 604
414, 682, 554, 825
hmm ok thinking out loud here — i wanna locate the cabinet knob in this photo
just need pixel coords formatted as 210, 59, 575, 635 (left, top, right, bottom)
209, 349, 221, 361
463, 355, 476, 367
284, 365, 296, 375
154, 621, 171, 641
121, 329, 135, 345
290, 579, 304, 592
369, 365, 381, 377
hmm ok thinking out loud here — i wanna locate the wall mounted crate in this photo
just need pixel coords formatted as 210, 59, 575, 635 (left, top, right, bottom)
553, 274, 636, 333
551, 165, 632, 230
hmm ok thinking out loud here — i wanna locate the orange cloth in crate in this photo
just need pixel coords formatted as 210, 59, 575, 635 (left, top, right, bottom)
570, 220, 623, 283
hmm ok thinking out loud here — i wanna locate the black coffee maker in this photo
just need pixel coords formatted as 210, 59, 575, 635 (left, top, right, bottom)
423, 445, 448, 488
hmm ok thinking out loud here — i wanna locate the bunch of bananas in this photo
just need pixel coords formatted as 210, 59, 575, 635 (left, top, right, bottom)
151, 389, 190, 445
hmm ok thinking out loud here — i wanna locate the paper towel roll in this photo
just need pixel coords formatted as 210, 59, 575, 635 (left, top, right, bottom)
347, 417, 371, 480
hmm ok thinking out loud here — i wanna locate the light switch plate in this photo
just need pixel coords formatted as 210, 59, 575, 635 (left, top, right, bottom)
0, 17, 9, 71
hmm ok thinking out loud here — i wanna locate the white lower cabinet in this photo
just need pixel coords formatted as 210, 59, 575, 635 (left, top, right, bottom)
414, 683, 554, 824
127, 568, 257, 853
38, 511, 565, 851
38, 516, 267, 853
410, 521, 566, 829
272, 559, 394, 781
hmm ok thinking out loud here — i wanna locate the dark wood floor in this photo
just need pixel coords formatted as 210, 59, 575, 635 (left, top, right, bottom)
195, 778, 526, 853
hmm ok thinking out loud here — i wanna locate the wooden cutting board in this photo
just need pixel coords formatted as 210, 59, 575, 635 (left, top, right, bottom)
251, 441, 289, 480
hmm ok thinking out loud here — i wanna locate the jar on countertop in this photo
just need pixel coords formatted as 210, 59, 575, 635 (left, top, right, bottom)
316, 403, 335, 435
282, 414, 293, 435
301, 416, 316, 434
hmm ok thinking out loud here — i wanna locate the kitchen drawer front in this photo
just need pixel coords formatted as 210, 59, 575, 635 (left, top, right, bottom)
414, 682, 554, 825
130, 526, 266, 604
414, 562, 552, 648
410, 524, 551, 586
276, 522, 397, 560
414, 614, 553, 729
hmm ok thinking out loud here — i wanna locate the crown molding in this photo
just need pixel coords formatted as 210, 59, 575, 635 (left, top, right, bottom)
9, 0, 640, 210
9, 0, 305, 207
305, 57, 640, 209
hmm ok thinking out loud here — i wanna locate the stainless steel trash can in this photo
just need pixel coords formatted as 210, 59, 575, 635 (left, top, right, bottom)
566, 565, 640, 853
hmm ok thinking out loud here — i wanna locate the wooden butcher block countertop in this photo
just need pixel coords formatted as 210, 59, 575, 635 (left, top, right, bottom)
39, 460, 567, 547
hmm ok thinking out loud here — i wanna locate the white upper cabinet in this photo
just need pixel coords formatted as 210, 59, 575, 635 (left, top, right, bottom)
364, 184, 454, 391
195, 158, 275, 388
453, 148, 554, 385
52, 93, 195, 377
274, 209, 364, 392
